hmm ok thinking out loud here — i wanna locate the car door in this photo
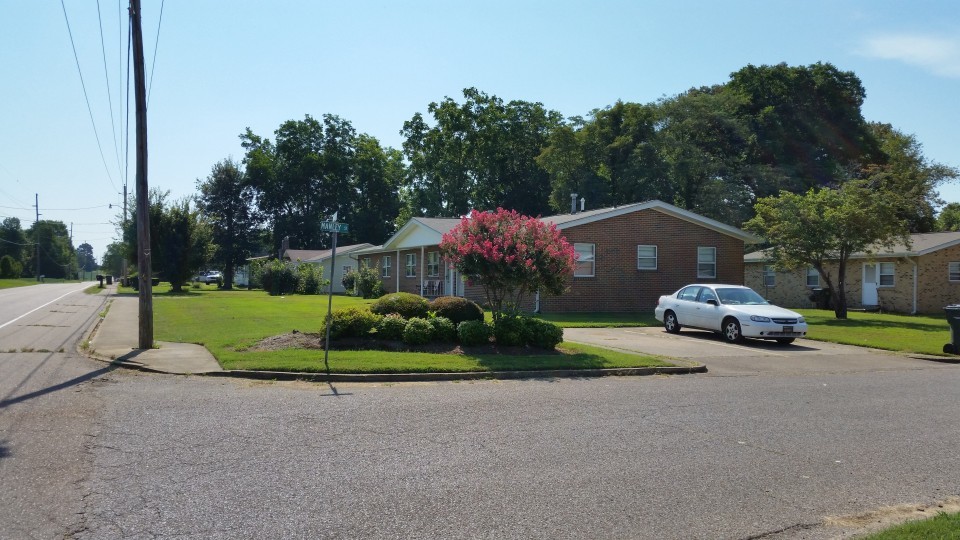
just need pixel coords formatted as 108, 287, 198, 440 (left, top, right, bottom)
693, 286, 721, 330
672, 286, 702, 326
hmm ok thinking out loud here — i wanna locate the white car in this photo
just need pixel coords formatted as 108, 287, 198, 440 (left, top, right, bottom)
194, 271, 222, 284
654, 284, 808, 344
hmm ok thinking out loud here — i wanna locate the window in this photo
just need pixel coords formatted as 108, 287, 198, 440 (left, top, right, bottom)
806, 267, 819, 287
763, 265, 776, 287
405, 253, 417, 277
699, 287, 717, 304
360, 258, 370, 269
427, 252, 440, 277
697, 247, 716, 279
574, 243, 595, 277
678, 286, 701, 301
382, 256, 391, 277
951, 262, 960, 282
637, 245, 657, 270
879, 262, 895, 286
343, 265, 353, 276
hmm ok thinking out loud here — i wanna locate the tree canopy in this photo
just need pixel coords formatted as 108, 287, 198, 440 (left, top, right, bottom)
196, 158, 260, 289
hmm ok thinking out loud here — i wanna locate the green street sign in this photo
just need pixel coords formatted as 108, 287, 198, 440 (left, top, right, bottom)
320, 221, 348, 233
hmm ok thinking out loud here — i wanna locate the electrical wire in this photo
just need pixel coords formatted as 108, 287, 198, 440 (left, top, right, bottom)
146, 0, 165, 107
0, 238, 37, 246
0, 204, 111, 211
60, 0, 119, 193
97, 0, 124, 183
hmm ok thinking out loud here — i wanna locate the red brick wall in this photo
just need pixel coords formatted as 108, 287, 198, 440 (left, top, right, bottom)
540, 209, 745, 313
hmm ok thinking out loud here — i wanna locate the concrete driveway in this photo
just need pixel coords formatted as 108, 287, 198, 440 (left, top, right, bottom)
563, 326, 946, 376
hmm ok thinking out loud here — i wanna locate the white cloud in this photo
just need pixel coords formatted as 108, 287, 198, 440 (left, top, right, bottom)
859, 33, 960, 78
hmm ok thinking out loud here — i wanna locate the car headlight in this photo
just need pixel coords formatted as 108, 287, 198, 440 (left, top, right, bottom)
797, 316, 805, 323
750, 315, 771, 322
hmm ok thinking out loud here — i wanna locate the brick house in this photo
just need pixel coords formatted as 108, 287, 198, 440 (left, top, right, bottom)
350, 200, 759, 313
744, 231, 960, 314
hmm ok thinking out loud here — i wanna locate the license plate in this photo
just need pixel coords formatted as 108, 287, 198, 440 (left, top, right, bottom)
783, 326, 794, 333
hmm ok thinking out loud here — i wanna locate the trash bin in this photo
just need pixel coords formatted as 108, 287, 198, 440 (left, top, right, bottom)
809, 288, 832, 310
106, 275, 113, 285
96, 274, 104, 287
943, 305, 960, 354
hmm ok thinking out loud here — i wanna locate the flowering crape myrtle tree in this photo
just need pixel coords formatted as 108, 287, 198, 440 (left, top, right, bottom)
439, 208, 577, 322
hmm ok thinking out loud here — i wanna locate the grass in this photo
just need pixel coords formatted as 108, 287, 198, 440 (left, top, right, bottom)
861, 511, 960, 539
795, 309, 950, 356
145, 287, 669, 373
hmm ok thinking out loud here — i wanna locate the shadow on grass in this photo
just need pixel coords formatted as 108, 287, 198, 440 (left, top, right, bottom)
471, 349, 610, 371
807, 317, 946, 333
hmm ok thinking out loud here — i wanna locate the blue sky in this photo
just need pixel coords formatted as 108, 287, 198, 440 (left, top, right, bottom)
2, 1, 959, 261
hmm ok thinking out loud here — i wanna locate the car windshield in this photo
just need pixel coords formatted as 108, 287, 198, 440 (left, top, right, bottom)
715, 287, 769, 306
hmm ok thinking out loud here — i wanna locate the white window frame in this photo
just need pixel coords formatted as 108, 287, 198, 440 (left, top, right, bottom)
427, 251, 440, 277
405, 253, 417, 277
637, 245, 657, 270
950, 262, 960, 282
574, 243, 595, 277
806, 267, 820, 287
762, 265, 776, 287
697, 247, 716, 279
382, 255, 391, 278
878, 262, 895, 287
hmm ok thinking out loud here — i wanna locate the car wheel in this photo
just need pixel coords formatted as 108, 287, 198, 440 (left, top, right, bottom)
775, 338, 795, 345
664, 311, 681, 334
722, 318, 743, 343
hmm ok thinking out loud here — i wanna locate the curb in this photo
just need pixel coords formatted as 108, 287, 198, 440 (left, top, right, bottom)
201, 364, 707, 383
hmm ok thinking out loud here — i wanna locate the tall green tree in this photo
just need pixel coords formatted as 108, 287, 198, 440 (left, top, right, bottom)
26, 220, 76, 279
0, 217, 29, 264
348, 134, 402, 245
745, 181, 910, 319
76, 242, 97, 272
401, 88, 561, 218
196, 158, 260, 289
101, 242, 125, 276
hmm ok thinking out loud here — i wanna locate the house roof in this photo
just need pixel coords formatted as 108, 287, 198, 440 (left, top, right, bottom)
283, 243, 374, 263
356, 201, 760, 254
744, 231, 960, 262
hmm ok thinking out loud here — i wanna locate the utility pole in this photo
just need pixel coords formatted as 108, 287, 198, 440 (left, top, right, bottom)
34, 193, 40, 281
131, 0, 152, 348
122, 183, 128, 283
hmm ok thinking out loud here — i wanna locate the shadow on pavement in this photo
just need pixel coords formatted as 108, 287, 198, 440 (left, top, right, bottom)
0, 364, 116, 410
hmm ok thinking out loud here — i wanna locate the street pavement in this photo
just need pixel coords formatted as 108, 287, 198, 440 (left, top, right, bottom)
2, 283, 959, 539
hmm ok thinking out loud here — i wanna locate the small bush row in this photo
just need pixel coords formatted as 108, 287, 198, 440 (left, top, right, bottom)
324, 305, 562, 349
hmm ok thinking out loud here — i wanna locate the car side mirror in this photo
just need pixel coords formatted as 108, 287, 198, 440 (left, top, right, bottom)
706, 299, 718, 306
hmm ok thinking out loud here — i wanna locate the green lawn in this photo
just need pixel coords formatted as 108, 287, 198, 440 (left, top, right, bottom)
142, 287, 670, 373
795, 309, 950, 356
862, 511, 960, 539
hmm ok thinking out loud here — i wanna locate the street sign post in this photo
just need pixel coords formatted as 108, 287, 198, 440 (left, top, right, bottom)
323, 217, 348, 372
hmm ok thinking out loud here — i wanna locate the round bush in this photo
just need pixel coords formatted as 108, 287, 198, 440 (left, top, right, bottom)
324, 308, 382, 340
370, 292, 430, 319
377, 313, 406, 341
402, 317, 433, 346
457, 320, 492, 346
429, 296, 484, 325
493, 316, 528, 347
525, 318, 564, 349
429, 316, 457, 342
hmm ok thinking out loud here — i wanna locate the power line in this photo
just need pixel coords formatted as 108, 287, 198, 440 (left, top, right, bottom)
0, 238, 37, 247
97, 0, 124, 183
60, 0, 119, 193
146, 0, 165, 107
0, 204, 111, 211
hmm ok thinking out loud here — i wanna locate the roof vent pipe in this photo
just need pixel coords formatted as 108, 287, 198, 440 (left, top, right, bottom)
580, 197, 585, 212
571, 193, 578, 214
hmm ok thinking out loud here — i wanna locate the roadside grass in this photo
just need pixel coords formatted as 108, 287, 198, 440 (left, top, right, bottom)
83, 284, 105, 294
147, 289, 669, 372
795, 309, 950, 356
0, 278, 44, 290
861, 510, 960, 539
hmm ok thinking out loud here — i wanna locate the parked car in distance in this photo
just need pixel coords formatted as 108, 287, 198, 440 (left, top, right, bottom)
654, 284, 807, 344
193, 270, 222, 284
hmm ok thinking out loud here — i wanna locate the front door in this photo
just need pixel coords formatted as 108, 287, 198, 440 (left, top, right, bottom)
445, 266, 462, 297
862, 264, 879, 306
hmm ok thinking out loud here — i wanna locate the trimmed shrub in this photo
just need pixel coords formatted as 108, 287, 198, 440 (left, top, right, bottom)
295, 263, 328, 295
324, 308, 382, 340
402, 317, 433, 346
457, 320, 492, 346
429, 316, 457, 342
525, 318, 564, 349
341, 270, 357, 294
493, 315, 528, 347
429, 296, 484, 325
370, 292, 430, 319
377, 313, 406, 341
355, 265, 385, 299
262, 260, 298, 295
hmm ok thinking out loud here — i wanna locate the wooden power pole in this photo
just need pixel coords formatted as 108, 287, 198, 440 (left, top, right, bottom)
131, 0, 152, 349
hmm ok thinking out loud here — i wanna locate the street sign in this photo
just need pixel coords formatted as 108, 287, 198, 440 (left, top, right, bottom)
319, 221, 348, 233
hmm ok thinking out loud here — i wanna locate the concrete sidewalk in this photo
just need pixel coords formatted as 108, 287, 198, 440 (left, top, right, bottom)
87, 289, 223, 374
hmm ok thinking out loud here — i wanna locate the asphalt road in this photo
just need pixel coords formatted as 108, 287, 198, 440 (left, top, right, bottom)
2, 291, 958, 539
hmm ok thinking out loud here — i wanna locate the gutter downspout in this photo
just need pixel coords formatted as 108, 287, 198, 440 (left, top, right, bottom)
420, 246, 425, 297
907, 256, 918, 314
534, 289, 540, 314
396, 249, 400, 293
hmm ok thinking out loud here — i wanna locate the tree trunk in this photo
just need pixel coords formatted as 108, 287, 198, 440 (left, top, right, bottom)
833, 256, 848, 319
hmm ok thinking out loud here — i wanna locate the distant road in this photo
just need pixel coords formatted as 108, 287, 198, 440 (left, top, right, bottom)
0, 282, 96, 335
